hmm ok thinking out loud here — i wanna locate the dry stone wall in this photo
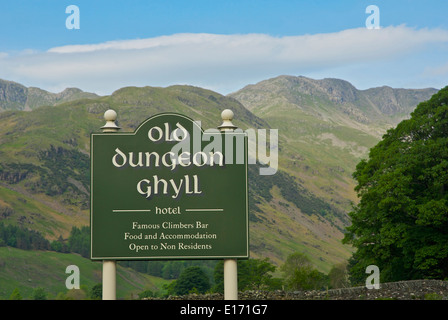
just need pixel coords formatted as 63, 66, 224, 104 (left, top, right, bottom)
156, 280, 448, 300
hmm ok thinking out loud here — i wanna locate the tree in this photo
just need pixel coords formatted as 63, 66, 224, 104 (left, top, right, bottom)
280, 252, 327, 290
286, 266, 327, 291
328, 263, 350, 288
281, 252, 311, 277
32, 287, 47, 300
238, 258, 280, 290
68, 226, 90, 258
0, 222, 50, 250
90, 283, 102, 300
161, 261, 183, 279
173, 266, 210, 295
51, 235, 69, 253
213, 258, 281, 292
65, 286, 88, 300
9, 288, 22, 300
343, 87, 448, 281
138, 289, 156, 300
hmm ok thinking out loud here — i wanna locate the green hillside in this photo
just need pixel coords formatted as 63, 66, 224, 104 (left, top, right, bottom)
0, 246, 169, 299
0, 76, 437, 279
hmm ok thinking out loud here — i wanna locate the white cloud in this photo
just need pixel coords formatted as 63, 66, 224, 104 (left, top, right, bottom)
1, 25, 447, 95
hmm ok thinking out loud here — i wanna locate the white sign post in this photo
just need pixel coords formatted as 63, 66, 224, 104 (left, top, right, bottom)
100, 109, 121, 300
218, 109, 239, 300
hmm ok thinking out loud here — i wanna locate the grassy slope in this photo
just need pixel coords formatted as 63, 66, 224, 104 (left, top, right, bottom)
0, 185, 84, 240
249, 185, 353, 272
0, 246, 169, 300
0, 247, 169, 299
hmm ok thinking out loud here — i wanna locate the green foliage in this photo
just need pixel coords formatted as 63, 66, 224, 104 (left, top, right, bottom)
119, 260, 217, 283
249, 164, 341, 218
281, 252, 328, 290
0, 146, 90, 209
68, 226, 90, 258
55, 286, 90, 300
32, 287, 47, 300
0, 222, 91, 259
66, 286, 89, 300
0, 205, 14, 220
138, 289, 156, 299
424, 292, 443, 300
287, 266, 327, 291
90, 283, 102, 300
9, 288, 22, 300
327, 262, 350, 288
0, 163, 41, 184
238, 258, 281, 290
344, 87, 448, 281
50, 235, 69, 253
0, 222, 50, 250
345, 256, 369, 286
171, 266, 211, 295
213, 258, 281, 292
38, 145, 90, 208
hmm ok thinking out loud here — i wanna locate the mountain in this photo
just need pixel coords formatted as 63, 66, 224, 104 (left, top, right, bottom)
229, 75, 438, 215
0, 79, 99, 112
0, 76, 439, 280
230, 75, 438, 137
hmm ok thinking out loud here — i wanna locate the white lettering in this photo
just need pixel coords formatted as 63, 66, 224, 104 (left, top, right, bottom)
148, 122, 189, 142
112, 148, 127, 167
192, 152, 207, 167
170, 178, 183, 199
172, 122, 189, 141
148, 126, 163, 141
136, 175, 202, 199
137, 179, 151, 198
129, 152, 143, 167
161, 152, 176, 170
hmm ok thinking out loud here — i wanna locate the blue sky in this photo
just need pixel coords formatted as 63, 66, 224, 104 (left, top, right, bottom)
1, 1, 447, 94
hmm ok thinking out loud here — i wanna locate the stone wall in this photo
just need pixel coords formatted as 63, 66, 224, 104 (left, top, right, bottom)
157, 280, 448, 300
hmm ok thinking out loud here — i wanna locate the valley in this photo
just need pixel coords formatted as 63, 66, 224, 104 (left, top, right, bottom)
0, 75, 438, 298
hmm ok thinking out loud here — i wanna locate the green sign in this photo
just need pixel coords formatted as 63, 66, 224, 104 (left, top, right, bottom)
90, 113, 249, 260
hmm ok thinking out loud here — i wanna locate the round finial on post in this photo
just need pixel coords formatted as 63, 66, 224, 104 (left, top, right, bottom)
101, 109, 121, 132
218, 109, 238, 132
